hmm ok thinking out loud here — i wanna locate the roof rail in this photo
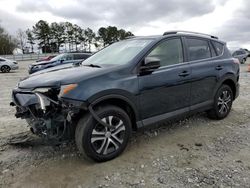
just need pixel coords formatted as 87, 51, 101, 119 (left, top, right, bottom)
163, 30, 218, 39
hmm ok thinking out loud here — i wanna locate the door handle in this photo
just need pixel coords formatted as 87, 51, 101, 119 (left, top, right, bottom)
179, 70, 190, 77
215, 65, 223, 70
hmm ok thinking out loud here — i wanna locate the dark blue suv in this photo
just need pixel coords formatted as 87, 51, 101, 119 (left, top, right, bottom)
11, 31, 239, 162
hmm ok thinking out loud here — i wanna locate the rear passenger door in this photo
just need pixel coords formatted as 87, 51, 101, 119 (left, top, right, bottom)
185, 37, 222, 108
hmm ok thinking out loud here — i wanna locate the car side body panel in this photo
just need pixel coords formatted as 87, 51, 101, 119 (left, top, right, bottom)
12, 34, 240, 131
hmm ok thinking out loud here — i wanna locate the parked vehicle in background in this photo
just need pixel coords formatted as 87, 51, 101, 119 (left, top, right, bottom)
0, 57, 19, 73
11, 31, 239, 162
28, 52, 92, 74
243, 49, 250, 57
36, 55, 56, 62
232, 49, 248, 64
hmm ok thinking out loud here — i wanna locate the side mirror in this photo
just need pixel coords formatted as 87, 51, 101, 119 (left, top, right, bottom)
60, 59, 65, 63
73, 61, 81, 67
140, 57, 161, 75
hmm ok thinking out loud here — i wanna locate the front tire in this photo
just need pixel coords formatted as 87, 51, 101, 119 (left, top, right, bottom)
75, 105, 132, 162
207, 85, 233, 120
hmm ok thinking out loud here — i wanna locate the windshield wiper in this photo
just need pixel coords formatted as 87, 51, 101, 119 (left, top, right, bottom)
83, 64, 102, 68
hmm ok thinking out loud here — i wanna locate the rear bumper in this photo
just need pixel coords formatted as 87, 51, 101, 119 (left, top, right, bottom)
11, 65, 19, 70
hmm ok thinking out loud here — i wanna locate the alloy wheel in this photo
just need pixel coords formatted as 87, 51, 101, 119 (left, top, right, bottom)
217, 90, 232, 115
91, 116, 126, 155
1, 66, 10, 73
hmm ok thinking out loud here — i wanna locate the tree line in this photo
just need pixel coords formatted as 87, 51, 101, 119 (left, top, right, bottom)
0, 25, 18, 55
15, 20, 134, 54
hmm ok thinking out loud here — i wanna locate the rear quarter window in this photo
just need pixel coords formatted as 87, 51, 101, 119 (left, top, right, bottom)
212, 41, 224, 56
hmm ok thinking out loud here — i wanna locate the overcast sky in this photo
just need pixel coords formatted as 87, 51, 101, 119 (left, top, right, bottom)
0, 0, 249, 49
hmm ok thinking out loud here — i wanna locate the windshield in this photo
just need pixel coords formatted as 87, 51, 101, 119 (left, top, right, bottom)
50, 54, 66, 61
83, 39, 153, 66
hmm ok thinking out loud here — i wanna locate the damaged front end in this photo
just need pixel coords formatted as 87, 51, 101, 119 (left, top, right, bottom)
11, 86, 86, 141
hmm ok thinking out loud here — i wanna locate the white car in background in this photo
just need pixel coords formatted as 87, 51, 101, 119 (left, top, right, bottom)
0, 57, 19, 73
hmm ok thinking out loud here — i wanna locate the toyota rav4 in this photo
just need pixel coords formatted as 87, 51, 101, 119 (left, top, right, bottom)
11, 31, 240, 162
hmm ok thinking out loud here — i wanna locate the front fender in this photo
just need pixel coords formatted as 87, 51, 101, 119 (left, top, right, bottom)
87, 90, 139, 120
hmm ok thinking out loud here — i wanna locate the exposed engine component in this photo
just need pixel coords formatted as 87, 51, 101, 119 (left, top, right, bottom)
12, 88, 78, 141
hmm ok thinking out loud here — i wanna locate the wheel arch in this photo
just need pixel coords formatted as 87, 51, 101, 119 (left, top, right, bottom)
89, 94, 139, 131
221, 79, 237, 100
1, 64, 10, 71
215, 74, 237, 100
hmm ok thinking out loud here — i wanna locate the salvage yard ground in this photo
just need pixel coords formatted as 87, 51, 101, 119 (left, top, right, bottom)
0, 60, 250, 187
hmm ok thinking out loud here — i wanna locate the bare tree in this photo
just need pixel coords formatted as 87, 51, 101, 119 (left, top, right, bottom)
16, 29, 27, 54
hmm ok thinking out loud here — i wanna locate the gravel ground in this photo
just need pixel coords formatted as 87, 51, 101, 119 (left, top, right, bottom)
0, 60, 250, 188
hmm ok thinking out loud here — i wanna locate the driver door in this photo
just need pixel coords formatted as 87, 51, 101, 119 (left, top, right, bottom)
138, 37, 191, 122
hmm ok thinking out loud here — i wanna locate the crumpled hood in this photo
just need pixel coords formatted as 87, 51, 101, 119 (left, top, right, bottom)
18, 66, 104, 89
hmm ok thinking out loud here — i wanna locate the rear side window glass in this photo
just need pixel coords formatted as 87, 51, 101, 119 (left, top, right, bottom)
239, 50, 246, 55
210, 42, 217, 57
74, 54, 89, 60
65, 54, 74, 60
186, 38, 211, 61
212, 41, 224, 56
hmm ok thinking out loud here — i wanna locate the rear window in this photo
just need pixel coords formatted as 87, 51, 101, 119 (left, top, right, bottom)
211, 41, 224, 56
186, 38, 211, 61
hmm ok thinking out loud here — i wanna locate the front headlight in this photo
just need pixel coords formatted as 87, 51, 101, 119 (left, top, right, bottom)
59, 84, 78, 97
33, 87, 51, 93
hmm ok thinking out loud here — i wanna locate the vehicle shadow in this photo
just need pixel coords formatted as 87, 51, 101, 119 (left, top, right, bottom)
2, 112, 212, 164
0, 71, 18, 74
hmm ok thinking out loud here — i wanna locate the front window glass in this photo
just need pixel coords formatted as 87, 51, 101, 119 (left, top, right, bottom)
82, 39, 153, 66
146, 38, 183, 67
50, 54, 67, 61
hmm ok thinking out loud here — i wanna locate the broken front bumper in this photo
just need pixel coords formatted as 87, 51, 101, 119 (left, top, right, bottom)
11, 88, 87, 118
12, 88, 39, 107
11, 88, 87, 139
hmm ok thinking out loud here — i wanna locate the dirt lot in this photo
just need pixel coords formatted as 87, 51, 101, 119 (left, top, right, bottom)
0, 60, 250, 188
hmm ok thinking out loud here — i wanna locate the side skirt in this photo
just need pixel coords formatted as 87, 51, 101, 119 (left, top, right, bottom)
136, 100, 213, 129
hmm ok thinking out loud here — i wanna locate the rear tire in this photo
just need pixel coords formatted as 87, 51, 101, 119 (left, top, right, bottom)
75, 105, 132, 162
1, 65, 10, 73
207, 85, 233, 120
241, 58, 246, 64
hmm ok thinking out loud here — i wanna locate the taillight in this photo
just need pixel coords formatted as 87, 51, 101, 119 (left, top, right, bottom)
233, 58, 240, 64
